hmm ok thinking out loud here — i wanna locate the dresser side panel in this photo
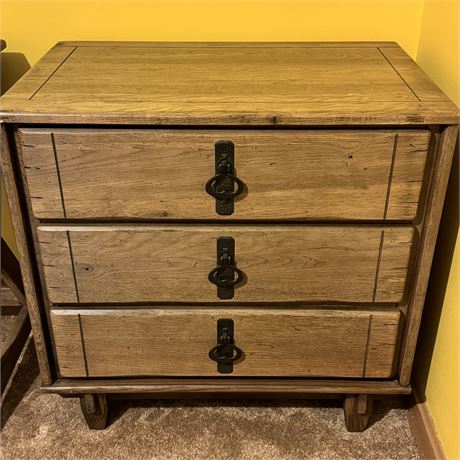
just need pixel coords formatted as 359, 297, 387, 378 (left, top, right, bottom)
399, 125, 459, 385
0, 125, 52, 383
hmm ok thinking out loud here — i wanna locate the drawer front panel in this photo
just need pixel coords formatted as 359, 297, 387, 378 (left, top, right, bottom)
19, 128, 430, 220
38, 225, 414, 304
50, 308, 401, 378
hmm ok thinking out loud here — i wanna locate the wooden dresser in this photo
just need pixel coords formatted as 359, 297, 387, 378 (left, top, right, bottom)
1, 42, 458, 431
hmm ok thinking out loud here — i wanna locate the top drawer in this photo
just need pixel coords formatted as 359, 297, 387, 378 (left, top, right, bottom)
18, 128, 430, 221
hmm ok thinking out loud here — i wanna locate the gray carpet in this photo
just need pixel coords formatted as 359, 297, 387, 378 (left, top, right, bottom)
1, 333, 422, 460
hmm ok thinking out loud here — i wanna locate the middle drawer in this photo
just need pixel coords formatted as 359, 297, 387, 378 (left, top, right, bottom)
37, 224, 414, 304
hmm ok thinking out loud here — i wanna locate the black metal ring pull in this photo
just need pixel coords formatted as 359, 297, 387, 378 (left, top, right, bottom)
209, 320, 242, 373
211, 237, 242, 299
205, 165, 245, 201
209, 343, 242, 364
208, 252, 244, 289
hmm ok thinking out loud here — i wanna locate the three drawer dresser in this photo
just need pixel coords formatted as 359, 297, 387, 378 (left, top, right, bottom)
1, 42, 458, 431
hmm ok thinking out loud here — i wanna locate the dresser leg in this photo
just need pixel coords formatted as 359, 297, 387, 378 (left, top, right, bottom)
343, 394, 374, 432
79, 393, 108, 430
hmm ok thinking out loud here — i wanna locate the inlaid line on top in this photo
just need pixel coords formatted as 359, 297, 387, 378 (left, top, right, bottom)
29, 46, 78, 100
377, 47, 421, 102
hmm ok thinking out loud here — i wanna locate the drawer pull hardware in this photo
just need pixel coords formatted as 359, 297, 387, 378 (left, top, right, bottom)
208, 236, 244, 299
209, 318, 242, 373
205, 140, 245, 215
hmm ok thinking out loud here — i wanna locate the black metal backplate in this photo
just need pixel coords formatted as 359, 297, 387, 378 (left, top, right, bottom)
215, 140, 235, 215
217, 318, 234, 374
216, 236, 235, 299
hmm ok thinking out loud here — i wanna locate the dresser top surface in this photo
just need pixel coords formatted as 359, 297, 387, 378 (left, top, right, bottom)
1, 41, 458, 125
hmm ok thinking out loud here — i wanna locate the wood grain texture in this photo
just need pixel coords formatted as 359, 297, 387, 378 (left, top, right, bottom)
37, 230, 78, 303
0, 125, 52, 384
378, 47, 450, 101
50, 308, 401, 378
363, 312, 402, 378
80, 394, 108, 430
385, 131, 431, 220
343, 394, 374, 432
37, 225, 414, 304
0, 44, 76, 100
1, 238, 26, 306
374, 229, 415, 303
1, 42, 458, 125
50, 313, 86, 377
399, 125, 459, 385
1, 306, 31, 395
0, 237, 31, 395
30, 47, 419, 103
17, 130, 64, 219
2, 41, 457, 404
43, 377, 412, 395
1, 284, 21, 307
18, 128, 430, 221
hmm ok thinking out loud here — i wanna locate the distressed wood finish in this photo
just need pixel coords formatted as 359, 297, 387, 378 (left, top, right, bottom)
16, 130, 65, 219
1, 238, 26, 306
37, 225, 414, 304
18, 128, 430, 221
398, 125, 459, 384
1, 307, 31, 394
80, 394, 108, 430
52, 313, 86, 376
343, 394, 374, 432
1, 284, 21, 307
1, 42, 458, 125
50, 308, 401, 378
38, 231, 78, 303
1, 42, 458, 431
385, 132, 433, 220
0, 125, 52, 384
0, 238, 31, 395
43, 377, 412, 396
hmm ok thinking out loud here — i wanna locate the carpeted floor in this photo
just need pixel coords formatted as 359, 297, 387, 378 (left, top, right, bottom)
1, 333, 422, 460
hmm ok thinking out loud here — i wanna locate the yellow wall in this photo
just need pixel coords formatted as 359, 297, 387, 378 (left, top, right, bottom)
0, 1, 425, 62
0, 0, 458, 456
415, 1, 459, 458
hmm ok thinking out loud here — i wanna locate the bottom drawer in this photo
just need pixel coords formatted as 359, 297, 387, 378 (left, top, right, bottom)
50, 308, 401, 379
